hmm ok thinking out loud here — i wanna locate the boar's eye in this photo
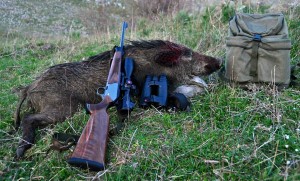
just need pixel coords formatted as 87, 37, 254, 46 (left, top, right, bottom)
180, 50, 192, 62
182, 50, 192, 57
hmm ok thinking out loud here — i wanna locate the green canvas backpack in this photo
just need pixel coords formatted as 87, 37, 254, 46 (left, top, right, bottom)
224, 13, 292, 88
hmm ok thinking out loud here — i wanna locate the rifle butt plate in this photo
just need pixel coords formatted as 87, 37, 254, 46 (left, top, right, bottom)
68, 157, 104, 171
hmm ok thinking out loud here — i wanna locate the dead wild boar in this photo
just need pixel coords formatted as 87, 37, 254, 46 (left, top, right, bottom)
14, 40, 221, 158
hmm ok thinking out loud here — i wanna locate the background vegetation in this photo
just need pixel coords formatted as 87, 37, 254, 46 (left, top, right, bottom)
0, 0, 299, 180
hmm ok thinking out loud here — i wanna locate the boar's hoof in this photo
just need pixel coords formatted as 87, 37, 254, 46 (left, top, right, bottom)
174, 85, 205, 98
16, 141, 33, 158
174, 76, 208, 98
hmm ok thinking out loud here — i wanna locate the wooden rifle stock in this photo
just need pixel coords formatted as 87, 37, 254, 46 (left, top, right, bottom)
68, 96, 112, 171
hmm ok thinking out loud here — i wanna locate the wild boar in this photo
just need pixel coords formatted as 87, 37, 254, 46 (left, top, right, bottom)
14, 40, 221, 158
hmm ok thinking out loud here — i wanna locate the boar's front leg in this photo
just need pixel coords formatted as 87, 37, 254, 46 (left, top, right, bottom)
16, 112, 62, 158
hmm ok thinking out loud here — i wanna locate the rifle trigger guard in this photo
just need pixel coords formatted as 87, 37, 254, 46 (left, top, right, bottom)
96, 87, 105, 97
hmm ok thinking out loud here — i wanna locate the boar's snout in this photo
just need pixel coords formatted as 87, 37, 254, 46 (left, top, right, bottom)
192, 53, 222, 76
204, 57, 222, 74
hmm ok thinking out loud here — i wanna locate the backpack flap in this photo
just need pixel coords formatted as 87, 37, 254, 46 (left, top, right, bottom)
230, 13, 287, 37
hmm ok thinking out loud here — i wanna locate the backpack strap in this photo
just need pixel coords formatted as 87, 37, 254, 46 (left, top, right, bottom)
250, 34, 262, 80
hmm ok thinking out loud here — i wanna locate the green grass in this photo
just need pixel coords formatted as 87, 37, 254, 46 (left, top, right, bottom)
1, 3, 300, 181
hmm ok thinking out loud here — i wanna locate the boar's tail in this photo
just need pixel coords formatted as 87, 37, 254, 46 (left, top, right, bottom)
14, 86, 28, 131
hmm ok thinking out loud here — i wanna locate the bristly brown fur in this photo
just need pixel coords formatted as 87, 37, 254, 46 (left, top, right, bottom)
127, 40, 169, 49
14, 39, 221, 158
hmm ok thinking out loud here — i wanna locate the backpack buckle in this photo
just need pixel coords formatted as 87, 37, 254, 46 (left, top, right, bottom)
253, 34, 262, 42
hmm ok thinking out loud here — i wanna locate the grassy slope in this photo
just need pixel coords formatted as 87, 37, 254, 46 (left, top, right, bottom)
1, 3, 300, 181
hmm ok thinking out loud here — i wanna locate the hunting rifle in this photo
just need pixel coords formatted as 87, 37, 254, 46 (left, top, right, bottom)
68, 22, 128, 171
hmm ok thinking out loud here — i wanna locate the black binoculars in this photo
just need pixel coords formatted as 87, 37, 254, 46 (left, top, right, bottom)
140, 74, 168, 108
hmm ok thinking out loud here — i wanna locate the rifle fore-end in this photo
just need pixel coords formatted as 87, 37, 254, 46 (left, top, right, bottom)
107, 51, 122, 84
68, 96, 112, 171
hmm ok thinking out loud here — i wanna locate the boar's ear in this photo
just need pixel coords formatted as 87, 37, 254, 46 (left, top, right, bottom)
154, 43, 191, 67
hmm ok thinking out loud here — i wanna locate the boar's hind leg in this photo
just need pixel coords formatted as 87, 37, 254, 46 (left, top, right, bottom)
16, 113, 56, 158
